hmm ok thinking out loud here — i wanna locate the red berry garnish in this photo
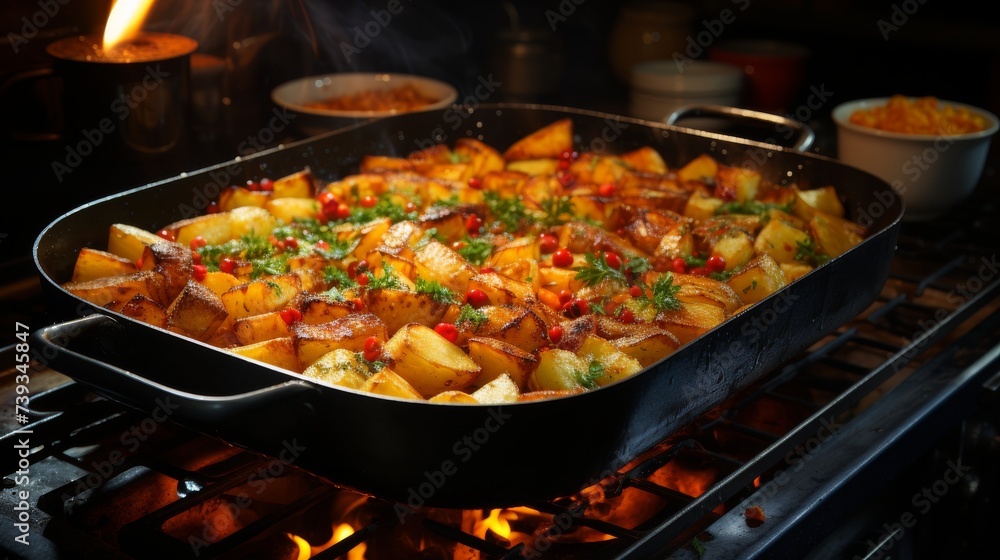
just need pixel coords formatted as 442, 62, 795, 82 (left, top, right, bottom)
157, 229, 176, 242
548, 325, 563, 344
206, 202, 220, 214
672, 257, 688, 274
690, 267, 708, 276
552, 248, 574, 268
434, 322, 459, 343
604, 251, 621, 270
284, 236, 299, 250
558, 290, 573, 304
259, 178, 274, 191
245, 179, 260, 191
707, 255, 726, 273
317, 192, 338, 219
556, 170, 575, 188
191, 251, 202, 265
629, 285, 643, 298
352, 297, 364, 311
315, 240, 330, 251
480, 266, 495, 274
598, 183, 616, 197
539, 234, 558, 254
466, 214, 484, 235
405, 202, 417, 213
192, 264, 207, 282
280, 308, 302, 325
464, 288, 490, 308
562, 298, 589, 318
360, 195, 377, 208
557, 159, 570, 171
356, 273, 371, 286
618, 307, 636, 324
219, 257, 236, 274
335, 203, 351, 220
189, 236, 207, 250
468, 177, 483, 190
363, 336, 382, 361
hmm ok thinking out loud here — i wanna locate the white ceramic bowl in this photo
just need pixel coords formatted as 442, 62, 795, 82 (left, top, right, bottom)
832, 97, 998, 221
271, 72, 458, 136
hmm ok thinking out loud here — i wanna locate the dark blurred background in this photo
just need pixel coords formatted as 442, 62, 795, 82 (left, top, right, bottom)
2, 0, 998, 296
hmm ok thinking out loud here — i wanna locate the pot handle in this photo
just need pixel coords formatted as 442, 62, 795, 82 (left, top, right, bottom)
31, 314, 318, 424
665, 105, 815, 152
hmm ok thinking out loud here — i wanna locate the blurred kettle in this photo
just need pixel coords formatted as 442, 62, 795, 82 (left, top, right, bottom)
490, 2, 564, 102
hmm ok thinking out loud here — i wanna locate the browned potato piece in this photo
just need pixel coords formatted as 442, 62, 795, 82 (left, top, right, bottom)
781, 262, 814, 283
221, 274, 301, 320
530, 348, 588, 391
466, 273, 534, 307
64, 270, 167, 311
618, 146, 668, 174
363, 369, 423, 400
809, 212, 864, 259
271, 168, 316, 199
201, 271, 242, 297
506, 159, 558, 176
503, 118, 573, 160
677, 154, 718, 183
293, 313, 388, 368
107, 224, 168, 263
716, 166, 761, 202
265, 198, 320, 223
454, 137, 505, 178
219, 187, 271, 211
467, 336, 537, 390
413, 240, 478, 294
166, 281, 228, 341
72, 248, 138, 282
234, 311, 294, 345
754, 218, 812, 265
302, 349, 368, 390
298, 294, 355, 325
671, 273, 743, 314
418, 205, 467, 242
229, 337, 299, 371
429, 391, 479, 404
613, 329, 680, 367
577, 336, 643, 387
728, 254, 787, 305
138, 242, 193, 302
383, 323, 480, 397
167, 206, 276, 247
119, 294, 168, 328
793, 186, 844, 218
456, 305, 549, 353
656, 301, 727, 344
683, 189, 724, 220
363, 288, 451, 334
489, 237, 540, 268
471, 373, 520, 404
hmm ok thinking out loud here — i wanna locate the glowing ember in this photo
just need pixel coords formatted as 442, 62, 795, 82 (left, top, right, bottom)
103, 0, 155, 50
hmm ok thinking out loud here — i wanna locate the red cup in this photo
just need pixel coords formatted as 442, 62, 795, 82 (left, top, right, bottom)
709, 39, 809, 114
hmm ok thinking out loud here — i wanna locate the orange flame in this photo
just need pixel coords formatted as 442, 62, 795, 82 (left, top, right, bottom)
473, 509, 512, 541
287, 524, 366, 560
103, 0, 155, 50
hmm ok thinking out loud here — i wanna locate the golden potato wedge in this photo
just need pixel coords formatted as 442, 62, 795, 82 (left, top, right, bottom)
363, 288, 451, 334
229, 336, 299, 371
108, 224, 169, 263
471, 373, 520, 404
221, 274, 301, 320
64, 270, 167, 311
466, 273, 534, 307
418, 205, 467, 242
454, 137, 505, 178
503, 118, 573, 160
200, 271, 242, 297
234, 311, 294, 345
677, 153, 718, 183
577, 336, 643, 387
716, 166, 761, 203
727, 253, 787, 305
167, 206, 277, 247
383, 323, 480, 397
529, 349, 588, 391
138, 242, 193, 302
711, 231, 755, 271
780, 262, 814, 283
302, 348, 368, 390
166, 280, 228, 341
362, 369, 424, 400
118, 294, 168, 328
265, 197, 320, 223
219, 187, 271, 211
671, 273, 743, 314
793, 185, 844, 218
619, 146, 668, 174
506, 159, 559, 176
656, 301, 727, 344
298, 294, 356, 325
72, 248, 137, 282
378, 220, 424, 256
413, 240, 478, 294
473, 305, 549, 353
429, 391, 479, 404
683, 189, 724, 220
754, 218, 812, 265
293, 313, 388, 368
271, 168, 316, 199
809, 212, 864, 259
488, 237, 540, 268
613, 329, 681, 367
467, 336, 537, 390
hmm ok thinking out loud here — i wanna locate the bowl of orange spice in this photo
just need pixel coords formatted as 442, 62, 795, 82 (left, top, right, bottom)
272, 73, 458, 136
832, 95, 998, 220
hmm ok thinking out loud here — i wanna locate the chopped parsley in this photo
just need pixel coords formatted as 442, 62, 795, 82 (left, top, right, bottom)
484, 192, 530, 232
634, 273, 683, 313
715, 200, 792, 217
794, 239, 830, 267
323, 265, 357, 289
429, 194, 461, 209
355, 351, 386, 373
574, 253, 650, 287
414, 227, 445, 250
365, 262, 404, 290
345, 198, 417, 225
448, 151, 470, 164
457, 235, 493, 265
574, 360, 606, 389
456, 304, 488, 329
539, 196, 575, 227
414, 278, 457, 304
198, 233, 273, 271
272, 218, 353, 258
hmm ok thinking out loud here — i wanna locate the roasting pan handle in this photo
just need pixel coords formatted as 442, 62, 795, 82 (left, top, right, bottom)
31, 314, 319, 425
665, 104, 815, 152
